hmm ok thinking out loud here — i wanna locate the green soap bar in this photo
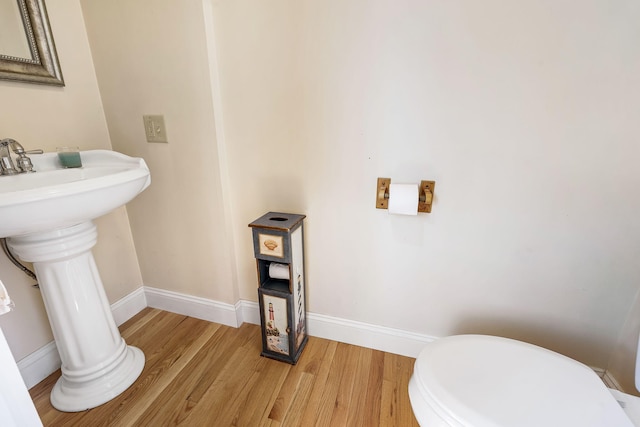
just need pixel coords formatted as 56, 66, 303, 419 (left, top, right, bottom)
58, 152, 82, 168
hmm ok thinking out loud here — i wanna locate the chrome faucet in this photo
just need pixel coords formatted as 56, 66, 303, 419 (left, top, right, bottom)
0, 138, 43, 175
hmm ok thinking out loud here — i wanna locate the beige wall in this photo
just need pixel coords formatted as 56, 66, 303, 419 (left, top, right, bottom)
210, 0, 640, 372
82, 0, 640, 388
17, 0, 639, 394
0, 0, 143, 361
81, 0, 236, 304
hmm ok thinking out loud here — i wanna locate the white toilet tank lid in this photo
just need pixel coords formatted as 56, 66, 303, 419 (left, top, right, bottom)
413, 335, 633, 427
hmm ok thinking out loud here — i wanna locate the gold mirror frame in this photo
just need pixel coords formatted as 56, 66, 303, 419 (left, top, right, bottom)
0, 0, 64, 86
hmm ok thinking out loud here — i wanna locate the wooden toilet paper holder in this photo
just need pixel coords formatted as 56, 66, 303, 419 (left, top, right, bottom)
376, 178, 435, 213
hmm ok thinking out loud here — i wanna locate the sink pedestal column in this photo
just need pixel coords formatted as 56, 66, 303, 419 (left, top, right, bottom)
8, 221, 145, 412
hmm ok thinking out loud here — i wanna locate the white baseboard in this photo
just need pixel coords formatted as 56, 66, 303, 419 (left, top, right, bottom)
20, 286, 436, 390
145, 290, 436, 357
590, 367, 625, 391
17, 340, 60, 389
603, 370, 624, 391
20, 284, 631, 397
142, 290, 435, 357
111, 287, 147, 326
592, 366, 606, 379
144, 286, 240, 327
308, 312, 435, 358
224, 300, 434, 358
236, 299, 260, 326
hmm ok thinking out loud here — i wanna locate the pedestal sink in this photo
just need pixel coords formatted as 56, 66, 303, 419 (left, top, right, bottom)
0, 150, 150, 412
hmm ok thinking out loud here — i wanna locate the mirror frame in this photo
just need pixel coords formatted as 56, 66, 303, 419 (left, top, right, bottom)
0, 0, 64, 86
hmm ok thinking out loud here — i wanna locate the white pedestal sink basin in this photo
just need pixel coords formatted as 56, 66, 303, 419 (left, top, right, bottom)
1, 150, 150, 412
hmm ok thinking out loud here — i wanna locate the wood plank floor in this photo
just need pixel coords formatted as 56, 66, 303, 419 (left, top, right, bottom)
30, 308, 420, 426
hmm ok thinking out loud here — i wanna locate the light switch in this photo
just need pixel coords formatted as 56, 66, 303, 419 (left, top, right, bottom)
143, 115, 168, 143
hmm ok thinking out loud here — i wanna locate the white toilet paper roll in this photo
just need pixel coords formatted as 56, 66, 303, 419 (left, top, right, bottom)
388, 183, 419, 215
269, 263, 290, 280
0, 280, 14, 316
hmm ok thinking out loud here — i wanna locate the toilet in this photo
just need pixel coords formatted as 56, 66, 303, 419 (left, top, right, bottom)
409, 335, 640, 426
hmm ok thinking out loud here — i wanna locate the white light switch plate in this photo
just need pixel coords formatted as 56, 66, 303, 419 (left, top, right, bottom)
143, 115, 168, 143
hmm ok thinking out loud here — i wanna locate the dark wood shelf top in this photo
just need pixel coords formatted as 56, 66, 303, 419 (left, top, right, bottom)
248, 212, 306, 231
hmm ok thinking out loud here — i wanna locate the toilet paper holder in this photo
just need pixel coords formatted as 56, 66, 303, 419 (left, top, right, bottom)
376, 177, 435, 213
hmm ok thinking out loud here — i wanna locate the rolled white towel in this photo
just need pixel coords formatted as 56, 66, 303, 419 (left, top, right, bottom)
0, 280, 14, 316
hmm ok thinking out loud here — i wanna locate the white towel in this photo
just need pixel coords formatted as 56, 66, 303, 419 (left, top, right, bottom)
0, 280, 14, 316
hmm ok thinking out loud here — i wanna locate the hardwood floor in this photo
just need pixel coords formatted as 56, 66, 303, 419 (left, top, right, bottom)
30, 308, 420, 426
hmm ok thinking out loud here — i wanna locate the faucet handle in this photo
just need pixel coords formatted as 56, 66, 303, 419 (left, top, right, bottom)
15, 156, 36, 173
6, 141, 41, 154
11, 143, 42, 173
0, 139, 41, 174
14, 149, 42, 173
0, 156, 18, 175
0, 141, 18, 175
